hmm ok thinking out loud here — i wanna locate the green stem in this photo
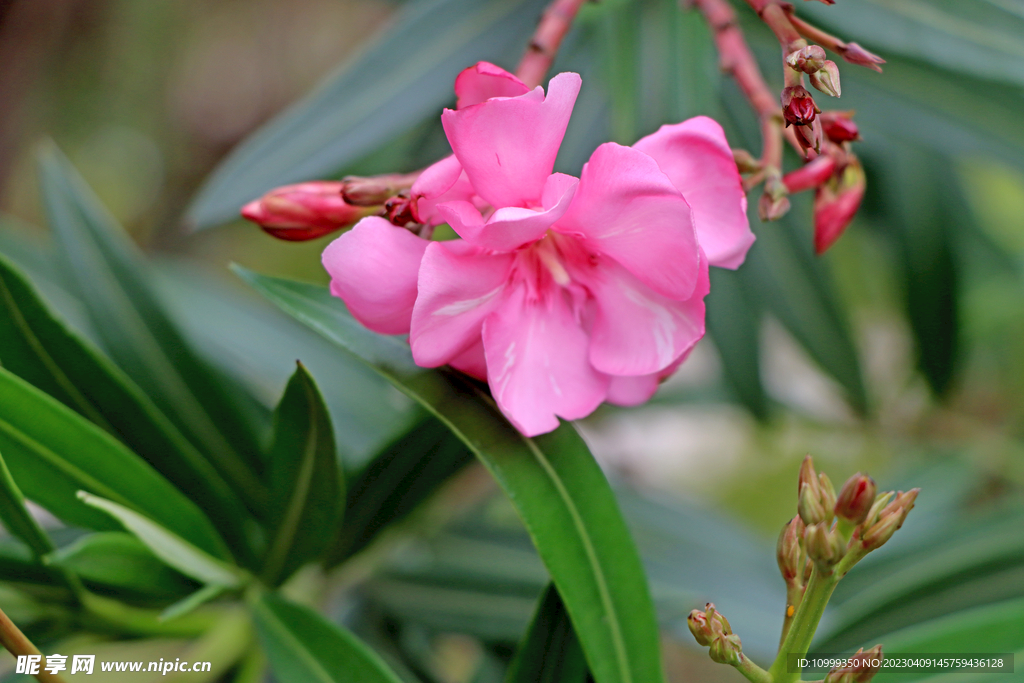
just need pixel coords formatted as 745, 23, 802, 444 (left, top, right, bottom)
769, 569, 838, 683
735, 654, 773, 683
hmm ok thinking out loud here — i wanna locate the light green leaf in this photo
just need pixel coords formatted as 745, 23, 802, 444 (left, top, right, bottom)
235, 268, 665, 683
187, 0, 552, 229
0, 366, 230, 560
37, 144, 267, 512
252, 592, 403, 683
0, 252, 254, 559
0, 447, 53, 558
262, 363, 344, 585
507, 584, 589, 683
160, 583, 227, 622
77, 491, 241, 587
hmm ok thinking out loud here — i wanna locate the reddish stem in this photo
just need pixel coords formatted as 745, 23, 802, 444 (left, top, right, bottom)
785, 11, 885, 72
745, 0, 805, 54
516, 0, 589, 89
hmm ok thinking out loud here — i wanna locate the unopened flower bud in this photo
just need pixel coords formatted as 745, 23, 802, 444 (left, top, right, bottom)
821, 111, 860, 143
814, 156, 865, 253
862, 491, 893, 529
759, 170, 790, 221
804, 522, 844, 568
689, 604, 743, 666
797, 456, 826, 525
835, 473, 876, 525
733, 148, 762, 174
786, 45, 827, 74
341, 173, 419, 206
708, 633, 743, 666
241, 182, 375, 241
688, 609, 712, 646
861, 489, 919, 551
819, 473, 837, 519
810, 61, 842, 98
782, 86, 818, 127
794, 117, 823, 157
384, 193, 417, 227
840, 43, 885, 73
825, 645, 884, 683
777, 515, 806, 584
784, 155, 837, 194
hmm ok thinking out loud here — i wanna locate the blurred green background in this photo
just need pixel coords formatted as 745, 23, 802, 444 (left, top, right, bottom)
2, 0, 1024, 680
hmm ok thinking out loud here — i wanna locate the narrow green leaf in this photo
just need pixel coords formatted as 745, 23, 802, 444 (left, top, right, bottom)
36, 144, 267, 512
0, 252, 254, 559
0, 366, 230, 559
187, 0, 552, 229
507, 584, 589, 683
235, 267, 665, 683
0, 447, 53, 558
252, 592, 403, 683
262, 363, 344, 586
705, 267, 769, 419
77, 491, 241, 587
52, 532, 198, 600
330, 416, 473, 564
160, 583, 227, 622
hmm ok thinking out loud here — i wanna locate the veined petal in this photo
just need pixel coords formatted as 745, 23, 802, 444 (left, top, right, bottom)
555, 142, 700, 300
322, 217, 428, 334
411, 241, 514, 368
633, 117, 754, 269
482, 284, 609, 437
587, 253, 709, 376
438, 173, 578, 251
455, 62, 530, 109
442, 72, 581, 209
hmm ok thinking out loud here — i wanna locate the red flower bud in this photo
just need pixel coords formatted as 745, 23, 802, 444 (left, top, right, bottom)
384, 193, 417, 227
835, 473, 877, 525
786, 45, 827, 74
794, 117, 824, 157
783, 155, 837, 194
841, 43, 885, 73
782, 86, 818, 127
777, 515, 806, 584
814, 157, 865, 253
341, 172, 419, 206
820, 111, 861, 143
241, 182, 374, 241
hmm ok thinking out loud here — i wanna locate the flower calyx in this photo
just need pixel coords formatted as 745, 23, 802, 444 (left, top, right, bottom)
688, 603, 743, 666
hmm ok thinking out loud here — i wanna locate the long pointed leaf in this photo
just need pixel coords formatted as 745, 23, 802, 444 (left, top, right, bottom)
235, 267, 664, 683
0, 447, 53, 558
507, 584, 589, 683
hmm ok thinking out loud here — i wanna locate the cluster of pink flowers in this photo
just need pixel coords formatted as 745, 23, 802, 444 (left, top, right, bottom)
322, 62, 754, 436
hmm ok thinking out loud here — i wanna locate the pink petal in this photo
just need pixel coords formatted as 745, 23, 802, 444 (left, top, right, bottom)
410, 155, 479, 226
632, 117, 754, 269
482, 284, 609, 436
441, 72, 581, 209
455, 62, 530, 109
322, 217, 428, 335
555, 142, 700, 300
410, 241, 514, 368
449, 337, 488, 380
437, 173, 578, 251
587, 253, 709, 376
605, 375, 660, 406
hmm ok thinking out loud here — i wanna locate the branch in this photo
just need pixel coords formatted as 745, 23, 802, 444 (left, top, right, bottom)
516, 0, 590, 89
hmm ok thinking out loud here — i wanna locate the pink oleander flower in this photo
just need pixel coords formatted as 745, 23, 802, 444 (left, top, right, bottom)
322, 62, 754, 436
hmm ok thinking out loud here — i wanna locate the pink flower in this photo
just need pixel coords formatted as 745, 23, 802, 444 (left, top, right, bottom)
323, 62, 754, 436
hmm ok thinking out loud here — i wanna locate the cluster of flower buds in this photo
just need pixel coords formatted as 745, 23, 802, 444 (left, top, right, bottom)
240, 173, 419, 241
824, 645, 884, 683
688, 603, 743, 666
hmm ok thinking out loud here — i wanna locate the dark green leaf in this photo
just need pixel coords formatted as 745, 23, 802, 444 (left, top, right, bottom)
262, 363, 344, 585
0, 447, 53, 558
187, 0, 552, 229
37, 144, 268, 513
506, 584, 589, 683
0, 366, 230, 560
253, 592, 404, 683
235, 268, 665, 683
330, 416, 473, 564
705, 267, 769, 418
52, 532, 197, 600
0, 253, 254, 559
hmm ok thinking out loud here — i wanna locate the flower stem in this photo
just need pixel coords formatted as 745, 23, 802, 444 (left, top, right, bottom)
0, 605, 68, 683
736, 654, 773, 683
516, 0, 589, 88
770, 568, 838, 683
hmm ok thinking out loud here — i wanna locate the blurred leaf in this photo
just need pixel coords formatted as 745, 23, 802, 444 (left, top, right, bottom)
738, 211, 868, 413
262, 363, 343, 586
0, 538, 64, 586
253, 593, 404, 683
705, 267, 769, 418
0, 447, 54, 558
78, 491, 241, 587
52, 532, 197, 600
0, 367, 230, 560
506, 584, 589, 683
160, 583, 227, 622
187, 0, 552, 229
37, 144, 268, 513
799, 0, 1024, 91
330, 416, 473, 564
234, 268, 665, 683
0, 253, 254, 558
